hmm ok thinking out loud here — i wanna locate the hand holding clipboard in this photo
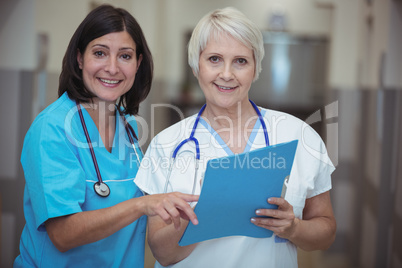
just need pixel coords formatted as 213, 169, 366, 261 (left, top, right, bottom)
179, 140, 298, 246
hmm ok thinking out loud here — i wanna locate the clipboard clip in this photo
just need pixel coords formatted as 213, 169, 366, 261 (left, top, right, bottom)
281, 175, 290, 198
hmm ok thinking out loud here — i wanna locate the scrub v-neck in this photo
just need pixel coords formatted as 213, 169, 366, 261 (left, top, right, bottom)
199, 109, 267, 156
79, 105, 122, 158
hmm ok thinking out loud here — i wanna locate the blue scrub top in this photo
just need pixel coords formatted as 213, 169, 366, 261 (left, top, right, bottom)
14, 92, 146, 268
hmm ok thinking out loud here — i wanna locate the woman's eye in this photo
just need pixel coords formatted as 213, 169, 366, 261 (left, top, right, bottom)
209, 56, 220, 63
236, 58, 247, 64
121, 54, 132, 60
94, 51, 105, 57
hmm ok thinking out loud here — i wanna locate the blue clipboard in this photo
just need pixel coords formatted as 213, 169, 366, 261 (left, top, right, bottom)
179, 140, 298, 246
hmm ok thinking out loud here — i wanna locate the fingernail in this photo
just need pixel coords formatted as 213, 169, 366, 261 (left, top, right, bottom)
251, 218, 256, 222
268, 198, 272, 202
256, 210, 261, 214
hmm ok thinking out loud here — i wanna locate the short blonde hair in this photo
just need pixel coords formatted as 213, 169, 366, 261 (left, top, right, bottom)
188, 7, 264, 81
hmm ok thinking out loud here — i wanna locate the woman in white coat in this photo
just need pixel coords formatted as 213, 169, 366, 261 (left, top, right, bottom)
135, 7, 336, 268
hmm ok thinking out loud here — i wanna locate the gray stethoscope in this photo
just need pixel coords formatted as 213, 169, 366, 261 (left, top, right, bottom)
164, 100, 270, 194
76, 102, 142, 197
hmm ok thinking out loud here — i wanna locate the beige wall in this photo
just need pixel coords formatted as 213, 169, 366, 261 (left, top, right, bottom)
0, 0, 35, 70
319, 0, 391, 90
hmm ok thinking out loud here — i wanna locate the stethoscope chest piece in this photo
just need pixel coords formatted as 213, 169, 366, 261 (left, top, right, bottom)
94, 182, 110, 197
76, 101, 141, 198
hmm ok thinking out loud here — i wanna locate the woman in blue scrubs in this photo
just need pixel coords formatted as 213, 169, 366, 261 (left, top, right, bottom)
14, 5, 198, 268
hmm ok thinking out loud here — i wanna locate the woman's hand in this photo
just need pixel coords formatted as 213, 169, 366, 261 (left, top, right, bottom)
46, 192, 198, 252
141, 192, 199, 230
250, 197, 297, 239
251, 192, 336, 251
146, 193, 199, 266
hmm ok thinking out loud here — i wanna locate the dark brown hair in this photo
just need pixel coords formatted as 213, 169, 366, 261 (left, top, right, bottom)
58, 4, 153, 115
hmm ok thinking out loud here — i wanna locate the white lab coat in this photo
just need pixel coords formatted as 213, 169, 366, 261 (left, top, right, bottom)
135, 107, 335, 268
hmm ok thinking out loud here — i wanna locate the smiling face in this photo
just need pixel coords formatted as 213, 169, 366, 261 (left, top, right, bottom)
77, 31, 142, 105
197, 33, 255, 111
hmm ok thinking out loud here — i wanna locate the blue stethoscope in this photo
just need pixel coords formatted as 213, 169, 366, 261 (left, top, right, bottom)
76, 102, 142, 197
164, 100, 270, 194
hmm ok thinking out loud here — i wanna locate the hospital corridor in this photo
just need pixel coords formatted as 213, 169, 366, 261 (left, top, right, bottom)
1, 0, 402, 267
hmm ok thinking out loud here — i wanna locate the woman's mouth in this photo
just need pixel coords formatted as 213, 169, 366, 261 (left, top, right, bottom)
99, 78, 121, 85
215, 84, 237, 92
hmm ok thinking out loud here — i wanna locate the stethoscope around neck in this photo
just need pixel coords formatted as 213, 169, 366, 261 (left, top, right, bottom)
76, 101, 142, 197
163, 99, 270, 194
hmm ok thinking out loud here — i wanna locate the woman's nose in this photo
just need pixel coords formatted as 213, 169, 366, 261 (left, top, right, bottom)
105, 57, 119, 75
219, 63, 234, 81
